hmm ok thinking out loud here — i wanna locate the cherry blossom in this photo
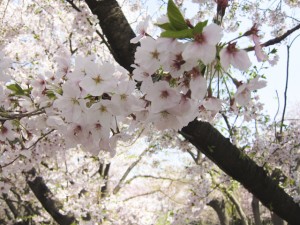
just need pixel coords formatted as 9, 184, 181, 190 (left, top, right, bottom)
134, 37, 162, 75
219, 42, 251, 71
53, 82, 87, 122
182, 23, 223, 65
245, 24, 268, 62
162, 41, 195, 78
0, 120, 17, 141
234, 77, 267, 106
130, 15, 152, 44
145, 80, 181, 113
79, 61, 117, 96
0, 0, 297, 224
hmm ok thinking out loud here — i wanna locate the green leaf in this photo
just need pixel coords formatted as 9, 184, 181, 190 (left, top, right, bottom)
155, 22, 176, 31
271, 48, 277, 54
161, 29, 193, 39
167, 0, 188, 30
6, 83, 25, 95
192, 20, 208, 35
45, 90, 56, 99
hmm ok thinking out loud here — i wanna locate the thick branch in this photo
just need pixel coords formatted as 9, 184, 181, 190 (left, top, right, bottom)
180, 120, 300, 224
2, 193, 18, 219
251, 195, 262, 225
208, 198, 229, 225
25, 168, 76, 225
84, 0, 138, 73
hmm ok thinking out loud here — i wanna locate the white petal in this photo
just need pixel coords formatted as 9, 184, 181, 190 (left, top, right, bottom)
232, 50, 251, 71
203, 23, 223, 45
190, 75, 207, 100
219, 48, 231, 71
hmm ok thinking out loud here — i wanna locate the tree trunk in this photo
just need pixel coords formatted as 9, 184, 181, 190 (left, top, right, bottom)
208, 198, 229, 225
251, 195, 262, 225
83, 0, 300, 224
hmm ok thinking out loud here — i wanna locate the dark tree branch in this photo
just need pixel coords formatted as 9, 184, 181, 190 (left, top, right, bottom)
83, 0, 300, 224
279, 45, 290, 134
25, 168, 76, 225
100, 163, 110, 198
244, 23, 300, 51
84, 0, 138, 73
251, 195, 262, 225
2, 193, 18, 219
66, 0, 81, 12
208, 198, 229, 225
181, 121, 300, 224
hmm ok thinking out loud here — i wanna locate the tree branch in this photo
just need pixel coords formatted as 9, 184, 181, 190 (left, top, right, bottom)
84, 0, 138, 73
113, 148, 148, 194
2, 193, 18, 219
125, 174, 189, 185
100, 163, 110, 198
181, 120, 300, 224
25, 168, 76, 225
251, 195, 262, 225
244, 23, 300, 51
208, 198, 229, 225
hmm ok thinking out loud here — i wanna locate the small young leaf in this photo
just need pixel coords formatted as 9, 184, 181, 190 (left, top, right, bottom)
167, 0, 188, 30
161, 29, 193, 39
6, 83, 25, 95
45, 90, 56, 99
155, 22, 176, 31
192, 20, 208, 35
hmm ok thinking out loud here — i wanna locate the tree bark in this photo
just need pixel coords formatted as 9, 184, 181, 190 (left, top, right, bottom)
271, 212, 285, 225
208, 198, 229, 225
83, 0, 300, 224
25, 168, 76, 225
251, 195, 262, 225
85, 0, 138, 73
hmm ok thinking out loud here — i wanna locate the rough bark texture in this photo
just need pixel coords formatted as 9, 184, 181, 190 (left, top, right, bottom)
25, 168, 76, 225
251, 195, 262, 225
208, 199, 229, 225
83, 0, 300, 224
181, 121, 300, 224
271, 213, 285, 225
85, 0, 138, 73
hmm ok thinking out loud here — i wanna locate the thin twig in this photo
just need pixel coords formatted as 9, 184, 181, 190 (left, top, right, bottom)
125, 175, 189, 185
0, 107, 46, 120
26, 129, 55, 150
0, 155, 20, 169
221, 113, 232, 137
279, 45, 290, 134
65, 0, 81, 12
244, 23, 300, 52
279, 34, 300, 134
113, 148, 149, 194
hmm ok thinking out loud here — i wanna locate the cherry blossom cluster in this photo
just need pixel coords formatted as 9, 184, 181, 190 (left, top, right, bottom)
0, 0, 270, 162
131, 15, 268, 127
0, 0, 299, 224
